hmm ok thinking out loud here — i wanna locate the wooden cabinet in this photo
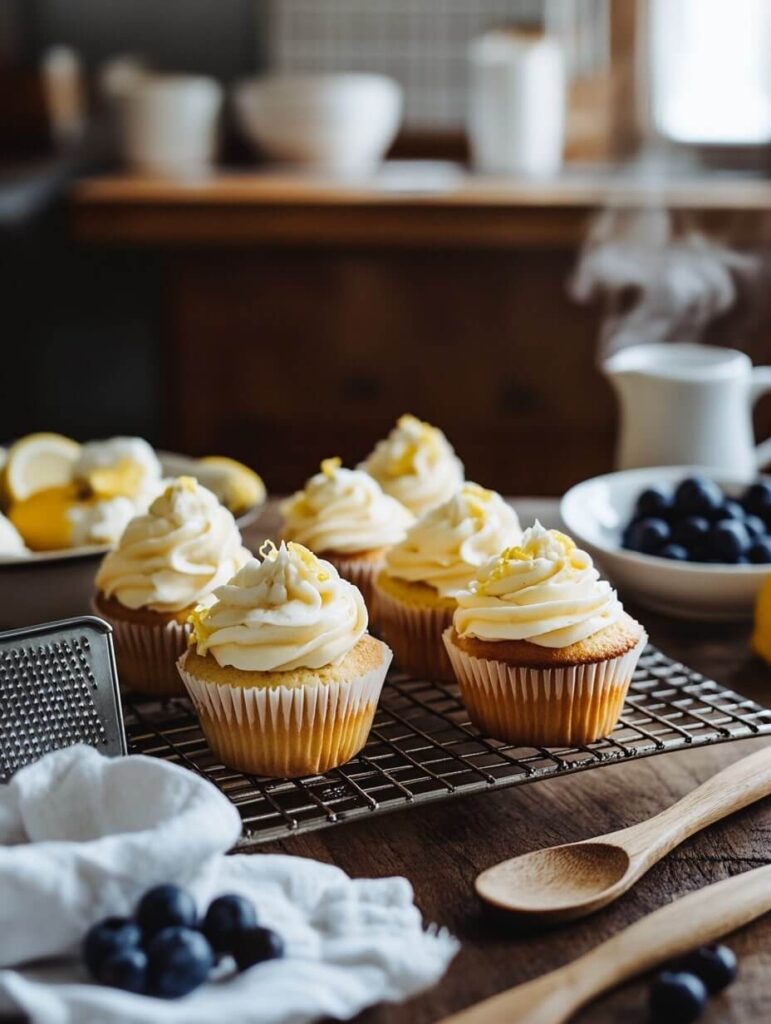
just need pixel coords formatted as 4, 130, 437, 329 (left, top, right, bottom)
73, 172, 771, 495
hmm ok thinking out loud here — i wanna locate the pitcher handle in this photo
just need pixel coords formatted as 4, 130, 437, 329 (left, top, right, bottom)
753, 367, 771, 469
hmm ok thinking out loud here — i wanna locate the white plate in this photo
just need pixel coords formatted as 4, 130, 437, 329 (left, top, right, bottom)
0, 451, 265, 629
561, 466, 771, 621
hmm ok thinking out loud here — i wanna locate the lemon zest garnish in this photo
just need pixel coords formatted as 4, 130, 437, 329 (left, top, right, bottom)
321, 456, 342, 477
187, 604, 211, 646
259, 539, 278, 561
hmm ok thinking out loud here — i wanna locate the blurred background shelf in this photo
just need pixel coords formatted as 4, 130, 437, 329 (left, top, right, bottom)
72, 168, 771, 248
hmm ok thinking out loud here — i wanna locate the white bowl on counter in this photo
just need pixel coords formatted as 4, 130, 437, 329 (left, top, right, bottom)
234, 73, 403, 174
0, 453, 264, 631
561, 466, 771, 622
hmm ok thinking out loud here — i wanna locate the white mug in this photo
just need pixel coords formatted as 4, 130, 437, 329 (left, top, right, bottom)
120, 74, 223, 179
603, 343, 771, 481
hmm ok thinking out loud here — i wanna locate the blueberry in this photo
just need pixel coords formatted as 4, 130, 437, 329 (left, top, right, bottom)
660, 543, 689, 561
202, 893, 258, 954
674, 477, 724, 516
719, 498, 745, 521
232, 926, 285, 971
98, 948, 148, 993
649, 971, 708, 1024
83, 917, 143, 977
745, 514, 767, 539
635, 486, 673, 518
672, 516, 710, 549
743, 481, 771, 517
626, 517, 671, 554
146, 926, 213, 999
678, 943, 738, 995
748, 539, 771, 564
136, 885, 197, 937
709, 520, 751, 562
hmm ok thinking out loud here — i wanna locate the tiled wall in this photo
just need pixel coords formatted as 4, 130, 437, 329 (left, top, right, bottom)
265, 0, 610, 129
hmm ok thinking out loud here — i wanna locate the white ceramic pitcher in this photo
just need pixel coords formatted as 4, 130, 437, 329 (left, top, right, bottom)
603, 343, 771, 480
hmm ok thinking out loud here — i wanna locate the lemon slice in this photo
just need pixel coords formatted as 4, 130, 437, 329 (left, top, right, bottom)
2, 433, 81, 504
8, 484, 80, 551
197, 456, 266, 513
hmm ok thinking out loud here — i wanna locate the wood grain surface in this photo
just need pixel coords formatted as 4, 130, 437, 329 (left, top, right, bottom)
245, 503, 771, 1024
71, 170, 771, 248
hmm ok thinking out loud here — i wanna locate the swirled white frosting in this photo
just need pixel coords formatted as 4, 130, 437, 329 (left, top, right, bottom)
74, 437, 163, 499
385, 483, 521, 597
189, 540, 368, 671
453, 522, 623, 648
96, 477, 250, 612
281, 457, 415, 554
0, 512, 28, 558
69, 496, 138, 548
360, 414, 464, 517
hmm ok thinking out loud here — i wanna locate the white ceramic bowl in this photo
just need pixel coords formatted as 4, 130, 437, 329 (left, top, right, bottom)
0, 452, 264, 630
561, 466, 771, 622
234, 73, 403, 174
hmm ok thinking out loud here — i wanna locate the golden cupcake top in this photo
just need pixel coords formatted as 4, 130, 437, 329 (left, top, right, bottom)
359, 414, 464, 517
454, 522, 623, 648
96, 476, 250, 613
281, 457, 415, 554
384, 482, 521, 598
189, 539, 368, 672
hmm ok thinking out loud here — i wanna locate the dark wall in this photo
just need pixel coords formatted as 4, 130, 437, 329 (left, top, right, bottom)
2, 212, 162, 444
18, 0, 262, 77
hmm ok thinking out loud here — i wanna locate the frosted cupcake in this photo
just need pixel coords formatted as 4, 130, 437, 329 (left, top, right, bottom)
443, 523, 647, 747
360, 414, 464, 518
94, 477, 250, 696
281, 457, 414, 609
178, 540, 392, 778
374, 483, 521, 681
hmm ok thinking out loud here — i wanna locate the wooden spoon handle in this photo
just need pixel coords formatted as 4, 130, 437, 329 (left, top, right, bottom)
441, 864, 771, 1024
622, 743, 771, 862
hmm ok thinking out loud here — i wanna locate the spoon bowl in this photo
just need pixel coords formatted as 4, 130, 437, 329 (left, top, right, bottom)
474, 744, 771, 923
476, 842, 631, 920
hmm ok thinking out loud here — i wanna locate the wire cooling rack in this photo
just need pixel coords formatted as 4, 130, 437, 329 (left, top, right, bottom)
123, 646, 771, 848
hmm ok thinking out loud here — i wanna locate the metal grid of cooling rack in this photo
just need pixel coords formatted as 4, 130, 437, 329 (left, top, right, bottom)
123, 646, 771, 849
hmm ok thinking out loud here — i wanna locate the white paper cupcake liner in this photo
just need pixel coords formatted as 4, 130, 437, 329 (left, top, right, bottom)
374, 582, 455, 682
177, 641, 392, 778
443, 629, 648, 747
322, 552, 384, 621
91, 599, 190, 697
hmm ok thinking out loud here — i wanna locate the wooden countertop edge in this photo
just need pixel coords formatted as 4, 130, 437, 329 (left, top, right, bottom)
72, 171, 771, 209
70, 171, 771, 248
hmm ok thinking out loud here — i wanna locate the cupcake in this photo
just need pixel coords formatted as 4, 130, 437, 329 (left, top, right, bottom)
178, 540, 392, 777
93, 477, 250, 696
280, 457, 414, 609
360, 414, 464, 518
374, 483, 521, 681
443, 523, 647, 747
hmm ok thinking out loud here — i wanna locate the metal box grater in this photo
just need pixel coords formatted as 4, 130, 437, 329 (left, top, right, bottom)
0, 616, 126, 782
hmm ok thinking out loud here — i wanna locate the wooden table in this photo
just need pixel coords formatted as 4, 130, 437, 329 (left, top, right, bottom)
246, 501, 771, 1023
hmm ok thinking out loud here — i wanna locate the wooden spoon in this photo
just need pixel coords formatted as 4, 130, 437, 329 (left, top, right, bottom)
477, 743, 771, 921
441, 862, 771, 1024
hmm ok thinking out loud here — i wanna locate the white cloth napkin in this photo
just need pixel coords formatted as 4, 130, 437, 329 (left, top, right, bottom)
0, 746, 458, 1024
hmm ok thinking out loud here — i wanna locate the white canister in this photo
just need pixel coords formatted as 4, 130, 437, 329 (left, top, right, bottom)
120, 74, 223, 179
468, 30, 565, 177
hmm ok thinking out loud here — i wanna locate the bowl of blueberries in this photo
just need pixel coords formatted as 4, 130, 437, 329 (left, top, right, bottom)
561, 466, 771, 621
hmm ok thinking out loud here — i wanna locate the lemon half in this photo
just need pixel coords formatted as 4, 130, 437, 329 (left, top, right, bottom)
2, 433, 81, 504
198, 456, 266, 513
